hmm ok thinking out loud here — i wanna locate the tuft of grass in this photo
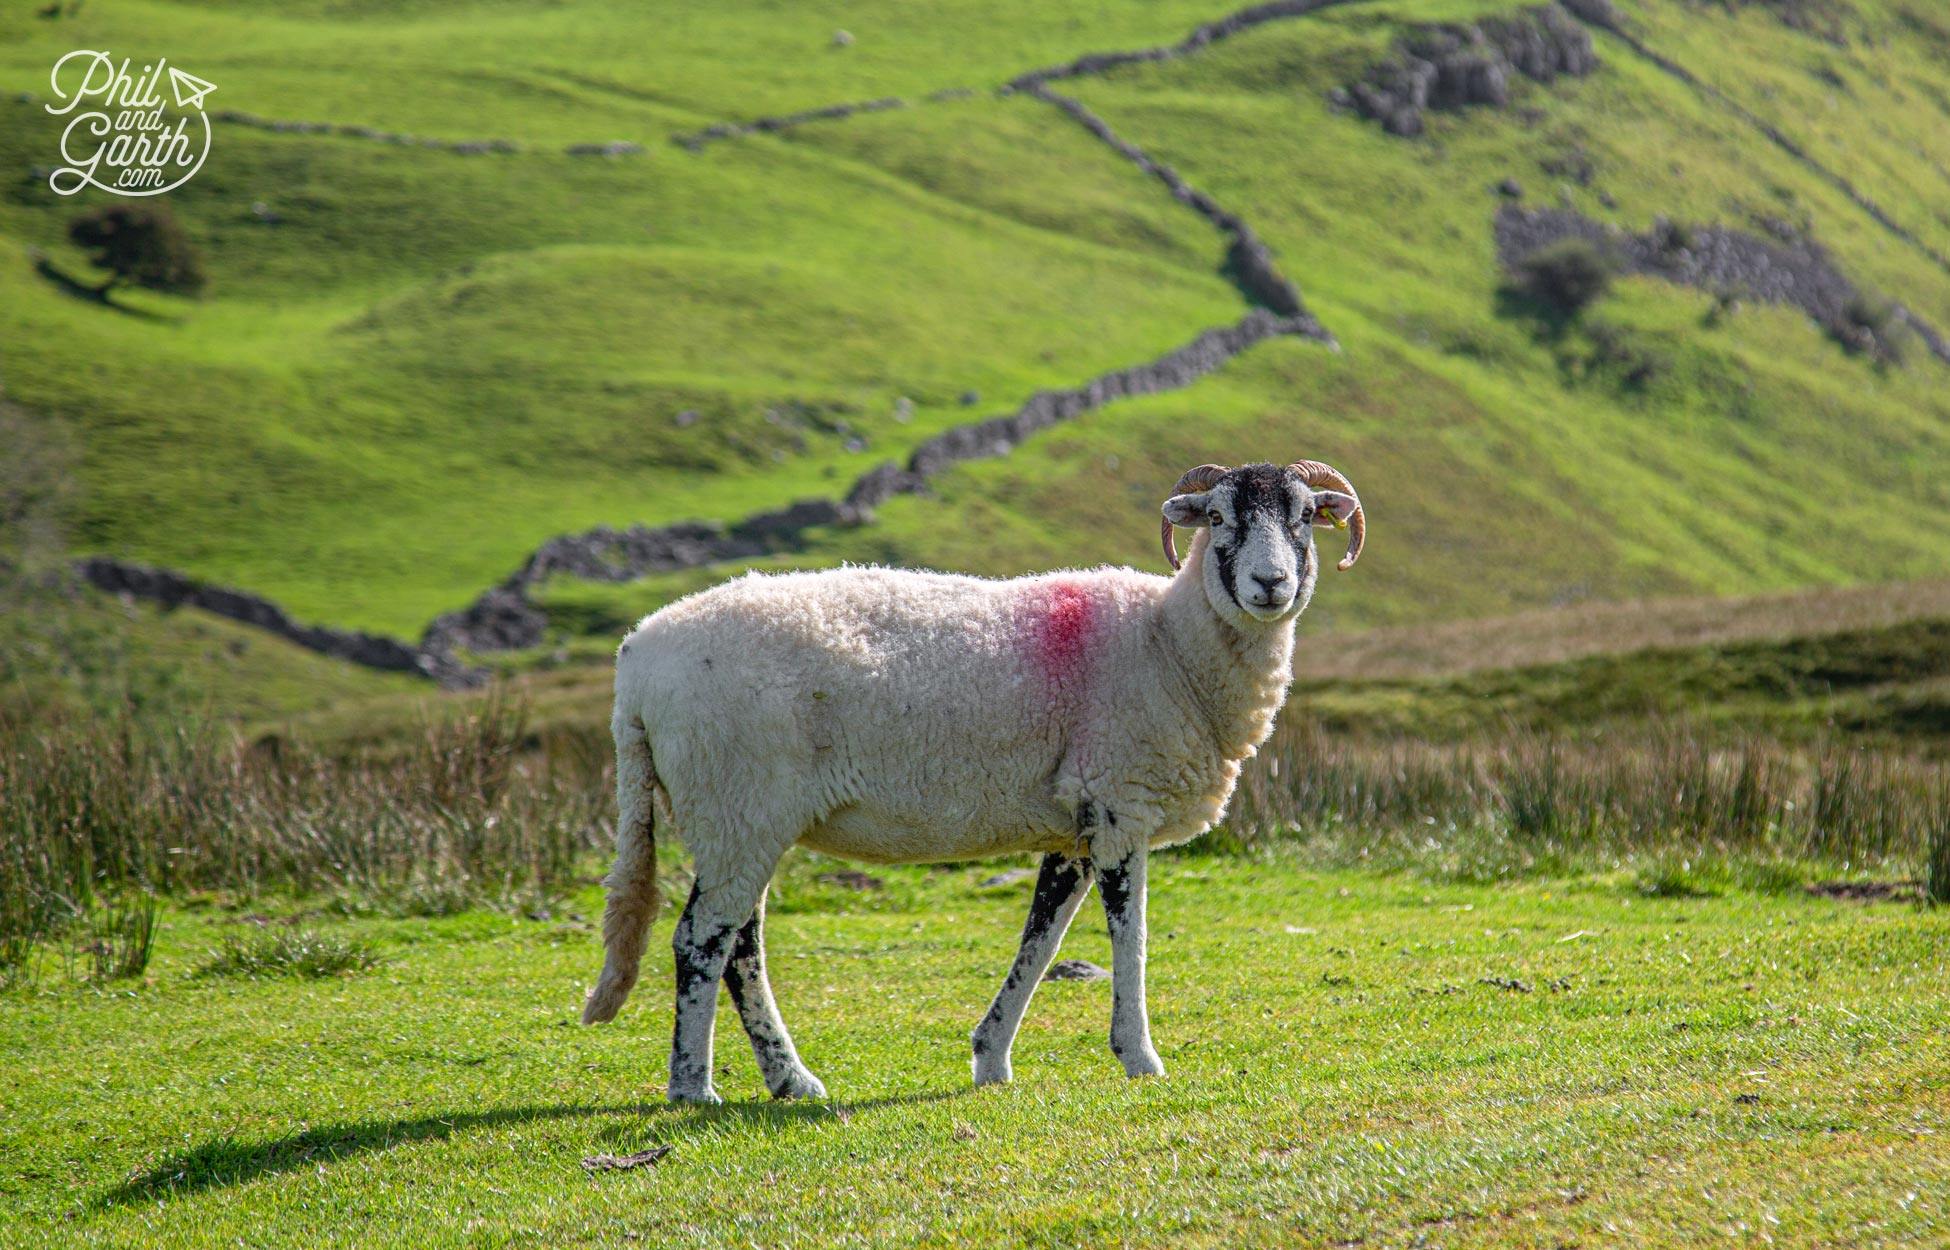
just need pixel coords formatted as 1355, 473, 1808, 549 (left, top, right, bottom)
198, 928, 381, 980
1634, 856, 1734, 898
1927, 788, 1950, 906
76, 896, 159, 982
1837, 292, 1911, 362
66, 203, 207, 300
1651, 216, 1696, 254
1501, 744, 1570, 841
1732, 856, 1811, 895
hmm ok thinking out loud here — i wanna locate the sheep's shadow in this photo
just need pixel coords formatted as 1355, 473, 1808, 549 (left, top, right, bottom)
99, 1088, 965, 1206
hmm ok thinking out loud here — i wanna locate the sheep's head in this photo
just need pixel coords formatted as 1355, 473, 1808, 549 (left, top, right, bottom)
1160, 461, 1364, 625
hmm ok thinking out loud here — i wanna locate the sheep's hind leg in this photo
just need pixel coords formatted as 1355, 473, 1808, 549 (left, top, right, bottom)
970, 853, 1096, 1086
668, 870, 772, 1105
723, 888, 826, 1100
1093, 841, 1164, 1078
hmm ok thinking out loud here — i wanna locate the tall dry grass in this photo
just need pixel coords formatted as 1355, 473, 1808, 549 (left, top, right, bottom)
1229, 717, 1948, 880
7, 697, 1945, 983
0, 691, 612, 981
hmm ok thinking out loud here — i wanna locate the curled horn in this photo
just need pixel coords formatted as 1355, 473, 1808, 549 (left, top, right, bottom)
1289, 459, 1365, 571
1160, 464, 1229, 571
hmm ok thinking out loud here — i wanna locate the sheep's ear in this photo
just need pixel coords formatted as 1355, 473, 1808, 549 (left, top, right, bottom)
1162, 492, 1214, 527
1311, 490, 1359, 529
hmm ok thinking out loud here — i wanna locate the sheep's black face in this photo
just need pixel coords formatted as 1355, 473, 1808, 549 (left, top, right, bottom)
1201, 464, 1311, 623
1162, 463, 1355, 626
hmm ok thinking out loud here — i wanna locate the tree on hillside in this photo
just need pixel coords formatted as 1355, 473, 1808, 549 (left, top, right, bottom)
67, 204, 205, 299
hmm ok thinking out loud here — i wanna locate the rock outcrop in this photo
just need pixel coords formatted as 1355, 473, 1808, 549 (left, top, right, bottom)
1556, 1, 1950, 283
1335, 4, 1599, 137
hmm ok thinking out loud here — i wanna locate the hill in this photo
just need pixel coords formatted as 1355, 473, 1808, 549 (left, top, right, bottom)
3, 0, 1949, 705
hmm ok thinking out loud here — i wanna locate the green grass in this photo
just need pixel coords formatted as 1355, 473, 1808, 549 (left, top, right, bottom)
3, 853, 1946, 1247
7, 6, 1950, 1240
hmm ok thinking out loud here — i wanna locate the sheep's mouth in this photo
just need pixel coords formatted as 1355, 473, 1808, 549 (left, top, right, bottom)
1222, 563, 1298, 620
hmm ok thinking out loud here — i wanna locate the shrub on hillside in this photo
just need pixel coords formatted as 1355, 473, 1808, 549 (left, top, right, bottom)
1836, 292, 1910, 363
1651, 215, 1695, 254
67, 204, 205, 298
1512, 237, 1617, 315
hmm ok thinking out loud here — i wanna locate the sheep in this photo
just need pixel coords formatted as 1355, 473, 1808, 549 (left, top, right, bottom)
582, 460, 1365, 1102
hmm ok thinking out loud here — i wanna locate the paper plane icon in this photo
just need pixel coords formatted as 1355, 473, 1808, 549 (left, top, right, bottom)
167, 66, 218, 110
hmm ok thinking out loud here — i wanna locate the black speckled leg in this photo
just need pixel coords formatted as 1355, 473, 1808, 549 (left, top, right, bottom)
970, 853, 1096, 1086
1094, 845, 1163, 1078
667, 884, 738, 1104
723, 889, 826, 1100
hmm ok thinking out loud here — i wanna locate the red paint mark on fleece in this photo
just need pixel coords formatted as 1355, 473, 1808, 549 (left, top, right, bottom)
1026, 580, 1098, 691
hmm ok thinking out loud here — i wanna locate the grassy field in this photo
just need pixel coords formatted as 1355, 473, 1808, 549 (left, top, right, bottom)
3, 853, 1946, 1248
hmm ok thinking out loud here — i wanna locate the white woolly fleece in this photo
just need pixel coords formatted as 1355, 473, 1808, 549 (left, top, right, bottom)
612, 536, 1295, 900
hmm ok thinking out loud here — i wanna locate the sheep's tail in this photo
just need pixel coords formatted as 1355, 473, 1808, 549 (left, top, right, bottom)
583, 718, 660, 1025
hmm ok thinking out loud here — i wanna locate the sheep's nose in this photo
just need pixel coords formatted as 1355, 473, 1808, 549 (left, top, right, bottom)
1249, 573, 1292, 604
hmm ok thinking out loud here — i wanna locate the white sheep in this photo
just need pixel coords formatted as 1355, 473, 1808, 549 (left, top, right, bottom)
582, 461, 1365, 1102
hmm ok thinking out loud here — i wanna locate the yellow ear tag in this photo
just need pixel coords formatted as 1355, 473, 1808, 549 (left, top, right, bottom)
1327, 509, 1349, 531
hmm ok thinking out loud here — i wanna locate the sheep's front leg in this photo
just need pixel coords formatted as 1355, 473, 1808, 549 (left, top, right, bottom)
1093, 842, 1164, 1078
970, 853, 1096, 1086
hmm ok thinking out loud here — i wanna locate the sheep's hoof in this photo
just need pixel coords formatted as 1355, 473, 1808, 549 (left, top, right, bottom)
971, 1056, 1013, 1087
1117, 1047, 1165, 1079
769, 1067, 827, 1100
667, 1084, 723, 1105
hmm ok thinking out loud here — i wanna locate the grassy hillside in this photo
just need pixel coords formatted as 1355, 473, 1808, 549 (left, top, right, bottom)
0, 0, 1248, 634
3, 0, 1949, 684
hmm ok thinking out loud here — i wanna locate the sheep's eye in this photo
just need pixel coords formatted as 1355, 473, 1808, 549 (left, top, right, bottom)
1207, 510, 1225, 526
1300, 507, 1316, 525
